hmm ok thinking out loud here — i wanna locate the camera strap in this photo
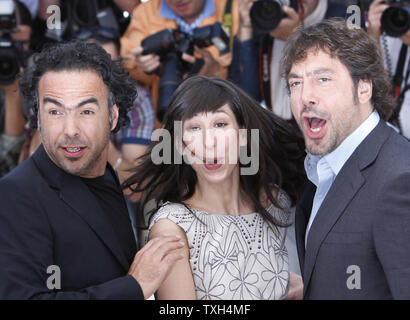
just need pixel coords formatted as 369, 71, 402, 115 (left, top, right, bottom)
257, 1, 302, 112
259, 34, 273, 110
393, 43, 408, 99
298, 0, 305, 22
390, 43, 410, 133
223, 0, 234, 52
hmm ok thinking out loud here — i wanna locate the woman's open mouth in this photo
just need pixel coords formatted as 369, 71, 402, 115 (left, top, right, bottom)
203, 158, 223, 170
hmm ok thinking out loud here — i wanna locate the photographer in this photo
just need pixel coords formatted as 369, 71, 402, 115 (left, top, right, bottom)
30, 0, 139, 52
230, 0, 346, 120
0, 0, 32, 177
120, 0, 239, 122
366, 0, 410, 140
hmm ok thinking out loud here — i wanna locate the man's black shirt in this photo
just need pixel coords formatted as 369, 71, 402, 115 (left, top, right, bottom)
81, 165, 137, 264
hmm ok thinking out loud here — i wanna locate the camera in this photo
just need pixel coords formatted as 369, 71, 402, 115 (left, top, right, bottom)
0, 0, 26, 85
45, 0, 122, 42
250, 0, 299, 34
381, 0, 410, 37
141, 22, 230, 121
0, 0, 16, 29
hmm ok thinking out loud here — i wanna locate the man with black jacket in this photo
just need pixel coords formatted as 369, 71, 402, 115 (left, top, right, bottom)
0, 41, 183, 299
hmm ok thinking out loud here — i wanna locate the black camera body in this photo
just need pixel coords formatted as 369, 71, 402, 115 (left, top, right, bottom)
141, 22, 230, 121
0, 0, 25, 85
45, 0, 122, 42
0, 0, 16, 29
381, 0, 410, 37
250, 0, 299, 35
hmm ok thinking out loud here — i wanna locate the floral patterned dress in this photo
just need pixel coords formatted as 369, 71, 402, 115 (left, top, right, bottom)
148, 190, 291, 300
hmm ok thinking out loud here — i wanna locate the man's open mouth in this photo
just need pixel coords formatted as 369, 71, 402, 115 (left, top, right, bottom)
61, 146, 87, 156
304, 116, 327, 137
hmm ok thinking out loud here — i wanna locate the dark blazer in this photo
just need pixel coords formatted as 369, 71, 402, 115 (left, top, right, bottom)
296, 120, 410, 299
0, 145, 143, 299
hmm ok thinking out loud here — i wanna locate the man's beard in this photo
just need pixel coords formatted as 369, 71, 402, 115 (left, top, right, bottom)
40, 120, 112, 177
59, 140, 108, 177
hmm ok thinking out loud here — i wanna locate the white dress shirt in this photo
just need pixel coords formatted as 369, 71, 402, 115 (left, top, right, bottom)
304, 111, 380, 245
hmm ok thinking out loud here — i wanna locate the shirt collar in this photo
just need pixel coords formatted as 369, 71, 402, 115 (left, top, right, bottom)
305, 110, 380, 183
160, 0, 215, 33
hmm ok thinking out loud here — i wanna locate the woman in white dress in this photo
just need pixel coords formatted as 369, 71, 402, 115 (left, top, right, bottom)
124, 76, 306, 300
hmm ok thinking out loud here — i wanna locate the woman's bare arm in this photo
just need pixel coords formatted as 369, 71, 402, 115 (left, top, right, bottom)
148, 219, 196, 300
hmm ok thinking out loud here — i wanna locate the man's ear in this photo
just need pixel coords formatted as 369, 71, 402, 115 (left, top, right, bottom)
357, 79, 373, 104
110, 104, 119, 131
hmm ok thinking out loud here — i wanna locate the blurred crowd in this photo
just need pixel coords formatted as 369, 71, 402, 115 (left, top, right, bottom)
0, 0, 409, 184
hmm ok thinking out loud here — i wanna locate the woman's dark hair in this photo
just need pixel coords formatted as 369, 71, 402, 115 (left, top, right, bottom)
123, 75, 306, 228
19, 40, 137, 133
281, 18, 396, 121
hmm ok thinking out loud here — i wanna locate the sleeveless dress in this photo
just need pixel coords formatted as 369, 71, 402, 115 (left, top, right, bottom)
148, 190, 292, 300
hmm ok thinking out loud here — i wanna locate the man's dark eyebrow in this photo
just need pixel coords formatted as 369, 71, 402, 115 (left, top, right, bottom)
288, 68, 336, 80
310, 68, 336, 75
42, 97, 100, 109
288, 73, 301, 80
77, 97, 100, 109
43, 97, 63, 107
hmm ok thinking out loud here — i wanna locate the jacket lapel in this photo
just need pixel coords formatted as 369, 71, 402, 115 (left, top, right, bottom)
32, 145, 131, 272
303, 165, 365, 295
302, 120, 393, 295
295, 181, 316, 273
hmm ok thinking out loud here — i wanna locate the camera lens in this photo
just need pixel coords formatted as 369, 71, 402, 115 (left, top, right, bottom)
0, 59, 13, 75
262, 1, 280, 19
0, 50, 19, 85
381, 5, 410, 37
250, 0, 284, 33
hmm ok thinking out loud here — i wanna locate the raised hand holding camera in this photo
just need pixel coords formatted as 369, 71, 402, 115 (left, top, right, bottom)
0, 0, 28, 86
367, 0, 410, 40
381, 0, 410, 37
131, 46, 160, 74
137, 23, 230, 121
181, 46, 219, 77
367, 0, 392, 40
269, 5, 300, 41
250, 0, 299, 37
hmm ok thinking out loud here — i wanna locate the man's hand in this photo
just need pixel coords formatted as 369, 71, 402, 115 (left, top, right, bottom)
270, 6, 300, 41
284, 272, 303, 300
182, 46, 220, 77
239, 0, 253, 26
131, 46, 161, 74
0, 77, 20, 92
1, 77, 25, 137
128, 235, 184, 299
367, 0, 389, 42
400, 29, 410, 46
238, 0, 254, 41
